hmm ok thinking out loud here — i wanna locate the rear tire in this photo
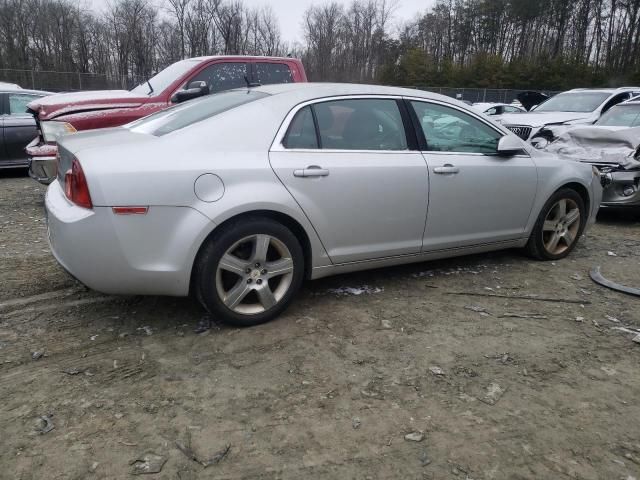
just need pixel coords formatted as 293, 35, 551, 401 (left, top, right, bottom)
525, 188, 586, 260
193, 217, 304, 327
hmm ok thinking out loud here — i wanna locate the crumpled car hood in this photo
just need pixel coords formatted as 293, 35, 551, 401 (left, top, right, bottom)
542, 126, 640, 170
500, 111, 592, 128
27, 90, 148, 120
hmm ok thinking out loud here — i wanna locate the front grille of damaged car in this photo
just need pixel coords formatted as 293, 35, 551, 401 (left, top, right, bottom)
506, 125, 532, 140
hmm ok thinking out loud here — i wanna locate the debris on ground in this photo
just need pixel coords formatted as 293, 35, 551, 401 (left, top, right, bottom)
31, 351, 44, 361
499, 312, 548, 319
447, 291, 588, 304
590, 266, 640, 297
34, 415, 54, 434
193, 314, 221, 334
61, 368, 83, 375
633, 334, 640, 344
607, 251, 617, 257
420, 450, 432, 466
89, 461, 99, 473
404, 432, 425, 442
130, 453, 167, 475
380, 319, 393, 329
464, 305, 491, 316
352, 417, 361, 429
325, 286, 383, 296
479, 382, 506, 406
429, 366, 445, 376
136, 326, 153, 336
176, 431, 230, 468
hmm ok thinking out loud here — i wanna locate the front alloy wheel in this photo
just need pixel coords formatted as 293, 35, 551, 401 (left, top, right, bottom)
541, 198, 581, 255
194, 217, 304, 326
525, 188, 586, 260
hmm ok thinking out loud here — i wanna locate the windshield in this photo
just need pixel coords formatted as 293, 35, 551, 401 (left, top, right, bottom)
534, 92, 610, 113
127, 89, 269, 136
130, 59, 200, 95
596, 104, 640, 127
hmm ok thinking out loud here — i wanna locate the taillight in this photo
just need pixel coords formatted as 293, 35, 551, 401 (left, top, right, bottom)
64, 158, 92, 209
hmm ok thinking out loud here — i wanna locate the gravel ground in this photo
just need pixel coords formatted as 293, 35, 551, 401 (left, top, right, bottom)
1, 170, 640, 480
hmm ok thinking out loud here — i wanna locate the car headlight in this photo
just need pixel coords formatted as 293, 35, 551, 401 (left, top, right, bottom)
531, 137, 549, 149
41, 121, 76, 143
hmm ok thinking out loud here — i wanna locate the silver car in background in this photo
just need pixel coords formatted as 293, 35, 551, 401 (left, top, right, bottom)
45, 83, 602, 326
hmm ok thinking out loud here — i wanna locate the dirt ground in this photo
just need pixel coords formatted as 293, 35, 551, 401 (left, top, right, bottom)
1, 170, 640, 480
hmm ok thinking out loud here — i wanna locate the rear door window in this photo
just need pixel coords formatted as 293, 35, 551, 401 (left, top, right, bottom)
312, 99, 407, 150
187, 62, 249, 94
255, 63, 293, 85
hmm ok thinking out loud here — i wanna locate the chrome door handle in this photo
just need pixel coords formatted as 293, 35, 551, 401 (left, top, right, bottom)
293, 165, 330, 178
433, 164, 459, 174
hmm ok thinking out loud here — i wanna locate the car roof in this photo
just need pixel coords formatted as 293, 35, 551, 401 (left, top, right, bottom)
251, 82, 466, 105
187, 55, 301, 62
567, 87, 640, 93
0, 88, 51, 95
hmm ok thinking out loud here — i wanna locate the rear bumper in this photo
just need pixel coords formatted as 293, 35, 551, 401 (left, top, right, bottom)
26, 140, 58, 185
29, 155, 57, 184
45, 181, 214, 297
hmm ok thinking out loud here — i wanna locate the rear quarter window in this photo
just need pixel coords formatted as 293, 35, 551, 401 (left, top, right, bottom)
255, 63, 293, 85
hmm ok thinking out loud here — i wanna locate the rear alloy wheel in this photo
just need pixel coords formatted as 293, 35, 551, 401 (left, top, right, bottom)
194, 218, 304, 326
525, 188, 586, 260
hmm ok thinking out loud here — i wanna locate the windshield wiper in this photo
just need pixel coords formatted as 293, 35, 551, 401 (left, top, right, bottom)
147, 80, 154, 95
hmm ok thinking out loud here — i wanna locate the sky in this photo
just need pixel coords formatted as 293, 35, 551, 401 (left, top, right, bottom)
263, 0, 434, 44
87, 0, 435, 44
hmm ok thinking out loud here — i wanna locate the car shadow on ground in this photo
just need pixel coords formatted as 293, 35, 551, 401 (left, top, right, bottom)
0, 168, 28, 179
597, 207, 640, 225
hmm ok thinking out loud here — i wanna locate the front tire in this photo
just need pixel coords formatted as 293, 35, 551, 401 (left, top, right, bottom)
194, 217, 304, 327
525, 188, 586, 260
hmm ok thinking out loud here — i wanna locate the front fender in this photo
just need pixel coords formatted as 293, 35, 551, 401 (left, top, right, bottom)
525, 153, 598, 235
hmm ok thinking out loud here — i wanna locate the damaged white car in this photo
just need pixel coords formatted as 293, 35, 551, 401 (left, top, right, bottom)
540, 123, 640, 208
500, 87, 640, 142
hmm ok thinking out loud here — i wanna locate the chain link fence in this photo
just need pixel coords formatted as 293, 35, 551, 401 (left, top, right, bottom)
1, 69, 561, 102
0, 68, 145, 92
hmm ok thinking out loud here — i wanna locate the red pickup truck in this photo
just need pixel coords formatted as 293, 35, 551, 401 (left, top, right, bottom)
27, 56, 307, 184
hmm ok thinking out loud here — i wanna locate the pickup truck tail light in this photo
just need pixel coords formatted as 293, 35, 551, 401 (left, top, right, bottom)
64, 158, 93, 209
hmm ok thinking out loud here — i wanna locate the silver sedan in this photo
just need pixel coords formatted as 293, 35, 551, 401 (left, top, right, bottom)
45, 83, 603, 326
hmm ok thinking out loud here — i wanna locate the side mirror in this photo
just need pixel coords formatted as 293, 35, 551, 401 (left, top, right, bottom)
497, 135, 526, 156
172, 81, 209, 103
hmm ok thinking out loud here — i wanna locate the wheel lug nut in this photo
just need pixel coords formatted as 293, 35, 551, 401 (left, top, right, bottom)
247, 279, 252, 284
261, 269, 267, 274
256, 279, 262, 285
255, 263, 260, 268
245, 268, 251, 274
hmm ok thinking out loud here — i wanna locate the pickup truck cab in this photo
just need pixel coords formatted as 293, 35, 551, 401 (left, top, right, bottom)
27, 56, 307, 184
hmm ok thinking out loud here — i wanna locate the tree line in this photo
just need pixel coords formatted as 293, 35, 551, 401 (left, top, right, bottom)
0, 0, 639, 90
